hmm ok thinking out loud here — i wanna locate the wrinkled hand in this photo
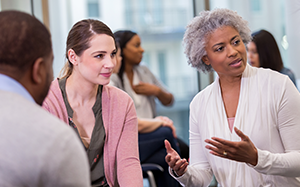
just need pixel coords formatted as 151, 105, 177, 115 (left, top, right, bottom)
132, 82, 160, 96
165, 139, 188, 177
204, 127, 258, 166
155, 116, 177, 138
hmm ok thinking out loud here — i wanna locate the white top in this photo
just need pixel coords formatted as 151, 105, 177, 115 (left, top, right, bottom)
172, 65, 300, 186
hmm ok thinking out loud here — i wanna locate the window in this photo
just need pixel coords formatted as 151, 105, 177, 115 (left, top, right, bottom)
87, 0, 100, 18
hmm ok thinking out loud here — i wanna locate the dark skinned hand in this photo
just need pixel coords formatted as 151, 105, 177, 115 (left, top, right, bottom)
205, 127, 258, 166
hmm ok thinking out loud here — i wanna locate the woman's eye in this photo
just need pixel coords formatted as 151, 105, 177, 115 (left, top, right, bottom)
111, 52, 116, 58
95, 54, 104, 59
215, 46, 224, 52
233, 39, 241, 45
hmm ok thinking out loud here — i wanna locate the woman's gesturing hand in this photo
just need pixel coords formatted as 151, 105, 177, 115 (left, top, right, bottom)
205, 127, 258, 166
165, 139, 188, 177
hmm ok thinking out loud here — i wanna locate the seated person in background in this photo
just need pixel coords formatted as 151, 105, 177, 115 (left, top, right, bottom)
165, 8, 300, 187
247, 29, 297, 87
110, 30, 189, 187
0, 10, 90, 187
42, 19, 143, 186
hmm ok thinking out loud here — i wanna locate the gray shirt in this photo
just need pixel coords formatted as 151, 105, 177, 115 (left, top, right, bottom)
0, 90, 90, 187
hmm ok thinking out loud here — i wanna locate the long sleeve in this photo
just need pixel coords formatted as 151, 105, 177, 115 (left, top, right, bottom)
116, 98, 143, 186
170, 97, 213, 187
102, 85, 143, 187
251, 76, 300, 177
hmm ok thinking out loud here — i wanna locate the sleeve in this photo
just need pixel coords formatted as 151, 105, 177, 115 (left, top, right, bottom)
170, 99, 213, 187
252, 77, 300, 177
42, 126, 90, 187
116, 96, 143, 186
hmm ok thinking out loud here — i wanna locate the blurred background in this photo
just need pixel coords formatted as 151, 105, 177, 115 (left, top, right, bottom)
1, 0, 299, 149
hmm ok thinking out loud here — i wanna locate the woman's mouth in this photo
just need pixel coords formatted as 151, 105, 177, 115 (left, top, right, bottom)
229, 58, 242, 67
101, 72, 112, 78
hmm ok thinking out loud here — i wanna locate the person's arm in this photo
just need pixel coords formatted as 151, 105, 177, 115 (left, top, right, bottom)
133, 82, 174, 106
164, 100, 213, 187
138, 116, 176, 137
155, 85, 174, 105
133, 66, 174, 106
251, 77, 300, 177
116, 97, 143, 186
138, 118, 162, 133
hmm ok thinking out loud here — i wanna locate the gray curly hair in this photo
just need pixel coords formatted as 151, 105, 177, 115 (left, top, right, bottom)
183, 8, 252, 73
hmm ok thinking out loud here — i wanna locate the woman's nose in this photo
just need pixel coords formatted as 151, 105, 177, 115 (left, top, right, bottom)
105, 58, 115, 69
227, 45, 238, 57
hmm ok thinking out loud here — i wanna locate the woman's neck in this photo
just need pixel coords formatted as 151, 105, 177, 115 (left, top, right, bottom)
124, 63, 135, 84
65, 73, 98, 107
218, 74, 242, 90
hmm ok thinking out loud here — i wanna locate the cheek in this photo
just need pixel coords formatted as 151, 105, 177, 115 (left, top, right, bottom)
80, 60, 102, 75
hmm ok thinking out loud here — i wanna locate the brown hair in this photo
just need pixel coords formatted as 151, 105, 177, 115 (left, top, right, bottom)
60, 19, 115, 78
0, 10, 51, 74
113, 30, 137, 87
251, 29, 283, 72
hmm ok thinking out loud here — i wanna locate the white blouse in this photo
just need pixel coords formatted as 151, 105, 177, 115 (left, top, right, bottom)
173, 64, 300, 186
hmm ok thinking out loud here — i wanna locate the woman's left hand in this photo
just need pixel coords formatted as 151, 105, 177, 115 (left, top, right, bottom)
204, 127, 258, 166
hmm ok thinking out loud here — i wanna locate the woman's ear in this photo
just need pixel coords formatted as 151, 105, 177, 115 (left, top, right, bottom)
201, 55, 210, 66
68, 49, 78, 66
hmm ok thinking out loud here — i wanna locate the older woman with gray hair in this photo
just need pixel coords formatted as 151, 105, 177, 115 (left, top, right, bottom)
165, 8, 300, 186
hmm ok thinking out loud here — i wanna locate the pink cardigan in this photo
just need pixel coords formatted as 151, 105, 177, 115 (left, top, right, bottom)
42, 79, 143, 187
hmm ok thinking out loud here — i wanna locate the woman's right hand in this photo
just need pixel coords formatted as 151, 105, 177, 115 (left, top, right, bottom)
165, 139, 188, 177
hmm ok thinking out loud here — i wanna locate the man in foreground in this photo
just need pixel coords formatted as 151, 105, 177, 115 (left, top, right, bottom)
0, 10, 90, 187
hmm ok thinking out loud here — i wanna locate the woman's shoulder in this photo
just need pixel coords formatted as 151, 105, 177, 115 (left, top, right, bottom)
190, 80, 216, 106
44, 78, 62, 103
254, 66, 289, 84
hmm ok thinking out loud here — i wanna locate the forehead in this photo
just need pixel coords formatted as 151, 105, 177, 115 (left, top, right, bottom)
127, 34, 140, 44
206, 26, 240, 46
247, 41, 256, 48
88, 34, 115, 49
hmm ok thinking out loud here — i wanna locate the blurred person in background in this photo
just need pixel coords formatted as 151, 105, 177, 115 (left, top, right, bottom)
247, 29, 297, 87
111, 30, 189, 187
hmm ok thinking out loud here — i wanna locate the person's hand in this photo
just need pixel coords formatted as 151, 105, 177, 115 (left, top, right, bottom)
165, 139, 188, 177
132, 82, 160, 96
155, 116, 177, 138
204, 127, 258, 166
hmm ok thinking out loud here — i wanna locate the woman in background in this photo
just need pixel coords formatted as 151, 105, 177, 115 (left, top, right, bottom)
247, 29, 297, 87
110, 30, 188, 187
42, 19, 143, 187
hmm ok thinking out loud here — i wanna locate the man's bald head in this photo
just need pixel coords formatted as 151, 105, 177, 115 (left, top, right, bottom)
0, 10, 52, 76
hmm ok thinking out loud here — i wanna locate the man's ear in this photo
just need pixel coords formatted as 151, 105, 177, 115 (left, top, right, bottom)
32, 57, 44, 84
68, 49, 78, 66
202, 55, 210, 66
